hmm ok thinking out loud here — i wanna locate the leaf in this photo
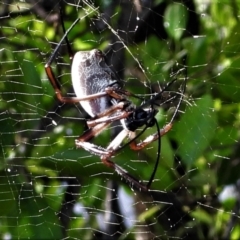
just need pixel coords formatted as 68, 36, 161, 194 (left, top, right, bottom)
174, 95, 218, 167
190, 209, 213, 225
164, 3, 188, 40
216, 57, 240, 103
9, 182, 63, 239
15, 54, 43, 112
3, 169, 63, 239
0, 171, 18, 215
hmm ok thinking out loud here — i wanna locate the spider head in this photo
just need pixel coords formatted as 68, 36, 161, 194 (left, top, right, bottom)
124, 107, 158, 132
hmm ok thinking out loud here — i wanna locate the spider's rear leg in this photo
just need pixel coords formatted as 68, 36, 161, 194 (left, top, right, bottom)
101, 155, 149, 192
99, 129, 149, 191
129, 123, 172, 151
76, 126, 149, 191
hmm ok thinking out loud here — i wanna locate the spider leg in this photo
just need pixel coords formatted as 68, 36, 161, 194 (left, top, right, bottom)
76, 126, 149, 191
129, 123, 172, 150
101, 156, 149, 192
87, 110, 132, 128
76, 122, 111, 143
86, 101, 131, 128
45, 65, 109, 103
105, 87, 144, 101
44, 67, 135, 108
75, 126, 129, 156
100, 129, 149, 192
44, 15, 109, 104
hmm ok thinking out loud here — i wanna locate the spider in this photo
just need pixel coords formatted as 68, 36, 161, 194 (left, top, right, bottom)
45, 8, 186, 192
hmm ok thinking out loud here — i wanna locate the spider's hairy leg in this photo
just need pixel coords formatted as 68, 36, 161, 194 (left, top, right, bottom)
87, 111, 131, 128
76, 125, 149, 191
45, 64, 108, 103
129, 123, 172, 151
86, 87, 143, 128
75, 122, 113, 157
101, 155, 149, 192
100, 129, 149, 192
105, 87, 144, 101
76, 122, 110, 143
75, 127, 129, 156
86, 101, 131, 128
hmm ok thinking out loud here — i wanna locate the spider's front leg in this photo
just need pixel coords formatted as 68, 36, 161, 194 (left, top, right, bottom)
129, 123, 172, 150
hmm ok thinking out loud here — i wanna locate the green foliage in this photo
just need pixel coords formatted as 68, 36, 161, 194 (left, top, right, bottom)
164, 3, 188, 41
1, 0, 240, 239
174, 95, 218, 167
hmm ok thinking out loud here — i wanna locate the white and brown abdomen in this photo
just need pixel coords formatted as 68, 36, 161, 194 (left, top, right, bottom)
71, 49, 118, 117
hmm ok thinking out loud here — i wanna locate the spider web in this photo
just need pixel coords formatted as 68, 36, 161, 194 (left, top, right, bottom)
1, 0, 240, 239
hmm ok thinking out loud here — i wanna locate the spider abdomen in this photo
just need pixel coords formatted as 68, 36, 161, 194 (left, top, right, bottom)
71, 49, 119, 117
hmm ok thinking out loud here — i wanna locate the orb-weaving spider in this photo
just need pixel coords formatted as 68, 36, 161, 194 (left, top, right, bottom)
45, 8, 186, 192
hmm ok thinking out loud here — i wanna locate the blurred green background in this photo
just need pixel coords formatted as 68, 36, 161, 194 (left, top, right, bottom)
0, 0, 240, 239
